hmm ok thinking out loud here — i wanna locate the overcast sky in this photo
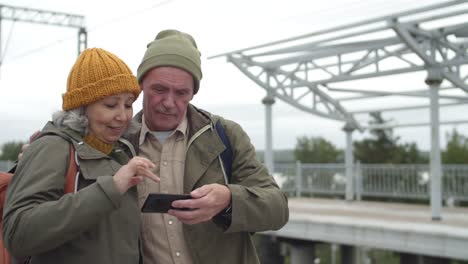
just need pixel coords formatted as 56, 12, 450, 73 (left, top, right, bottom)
1, 0, 467, 152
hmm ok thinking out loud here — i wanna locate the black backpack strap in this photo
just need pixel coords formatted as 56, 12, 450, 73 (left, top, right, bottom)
215, 120, 233, 184
213, 119, 234, 229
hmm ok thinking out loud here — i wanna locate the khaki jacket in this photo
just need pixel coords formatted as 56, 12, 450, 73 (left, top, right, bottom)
129, 105, 289, 264
2, 122, 141, 264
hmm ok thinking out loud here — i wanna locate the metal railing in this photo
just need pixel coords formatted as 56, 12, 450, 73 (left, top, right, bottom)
3, 158, 468, 202
274, 162, 468, 202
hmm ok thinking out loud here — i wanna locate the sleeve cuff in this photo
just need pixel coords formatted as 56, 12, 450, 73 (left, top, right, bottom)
213, 200, 232, 230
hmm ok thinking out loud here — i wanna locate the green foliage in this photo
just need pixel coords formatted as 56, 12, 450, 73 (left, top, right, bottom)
367, 248, 400, 264
354, 112, 397, 163
442, 128, 468, 164
394, 142, 428, 164
0, 141, 25, 161
256, 149, 295, 163
354, 112, 426, 164
294, 136, 341, 163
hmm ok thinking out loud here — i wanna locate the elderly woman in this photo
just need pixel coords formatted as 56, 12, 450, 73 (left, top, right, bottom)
2, 48, 159, 264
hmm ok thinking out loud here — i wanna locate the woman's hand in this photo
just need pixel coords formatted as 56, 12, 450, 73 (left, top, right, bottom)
113, 156, 159, 194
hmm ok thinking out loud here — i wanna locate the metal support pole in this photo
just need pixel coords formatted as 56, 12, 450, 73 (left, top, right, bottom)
426, 68, 443, 221
78, 27, 87, 55
262, 93, 275, 174
289, 241, 315, 264
295, 160, 302, 197
331, 244, 338, 264
355, 161, 362, 201
343, 122, 355, 201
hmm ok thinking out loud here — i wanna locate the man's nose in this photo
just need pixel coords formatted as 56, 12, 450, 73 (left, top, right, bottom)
162, 93, 176, 108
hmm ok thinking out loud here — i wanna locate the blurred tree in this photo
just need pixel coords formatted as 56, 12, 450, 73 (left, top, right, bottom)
0, 141, 24, 161
442, 128, 468, 164
394, 142, 427, 164
354, 112, 426, 164
294, 136, 341, 163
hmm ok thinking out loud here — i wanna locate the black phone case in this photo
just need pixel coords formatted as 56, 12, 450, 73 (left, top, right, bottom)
141, 193, 192, 213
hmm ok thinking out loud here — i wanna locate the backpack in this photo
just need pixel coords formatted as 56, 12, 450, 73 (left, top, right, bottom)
215, 120, 233, 184
0, 143, 78, 264
213, 120, 234, 229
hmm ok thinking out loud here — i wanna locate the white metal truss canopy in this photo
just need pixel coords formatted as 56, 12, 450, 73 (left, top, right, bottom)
210, 0, 468, 131
211, 0, 468, 220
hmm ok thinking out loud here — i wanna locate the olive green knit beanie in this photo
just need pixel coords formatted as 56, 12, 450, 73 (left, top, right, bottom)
137, 29, 202, 94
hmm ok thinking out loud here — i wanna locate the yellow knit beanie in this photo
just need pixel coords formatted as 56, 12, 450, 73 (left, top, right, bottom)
62, 48, 140, 110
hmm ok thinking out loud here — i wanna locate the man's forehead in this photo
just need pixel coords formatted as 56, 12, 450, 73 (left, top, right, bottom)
148, 66, 192, 78
143, 66, 194, 90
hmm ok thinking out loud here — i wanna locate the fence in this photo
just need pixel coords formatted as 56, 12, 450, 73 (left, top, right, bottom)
3, 159, 468, 202
275, 162, 468, 202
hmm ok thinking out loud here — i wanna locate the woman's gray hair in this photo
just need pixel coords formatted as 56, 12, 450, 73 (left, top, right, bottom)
52, 107, 140, 138
52, 108, 88, 135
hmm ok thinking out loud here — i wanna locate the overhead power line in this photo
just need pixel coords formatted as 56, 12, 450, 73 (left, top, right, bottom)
0, 0, 175, 65
0, 3, 85, 28
0, 4, 87, 72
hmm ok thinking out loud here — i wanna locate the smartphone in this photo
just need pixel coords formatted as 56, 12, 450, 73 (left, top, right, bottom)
141, 193, 192, 213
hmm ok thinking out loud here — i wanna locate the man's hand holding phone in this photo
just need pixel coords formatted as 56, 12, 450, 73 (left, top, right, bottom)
169, 184, 231, 225
141, 193, 193, 213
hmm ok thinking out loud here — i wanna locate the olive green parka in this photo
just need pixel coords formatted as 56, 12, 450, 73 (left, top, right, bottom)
129, 105, 289, 264
2, 122, 141, 264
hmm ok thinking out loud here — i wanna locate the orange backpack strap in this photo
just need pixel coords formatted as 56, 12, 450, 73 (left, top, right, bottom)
0, 172, 13, 212
63, 144, 78, 194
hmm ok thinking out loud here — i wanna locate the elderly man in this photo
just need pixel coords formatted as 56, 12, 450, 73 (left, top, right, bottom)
130, 29, 289, 264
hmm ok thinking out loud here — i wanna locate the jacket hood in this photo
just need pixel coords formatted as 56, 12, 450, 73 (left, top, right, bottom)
41, 121, 83, 143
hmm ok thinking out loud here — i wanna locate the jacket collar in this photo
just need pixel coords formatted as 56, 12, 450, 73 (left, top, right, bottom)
130, 105, 226, 191
41, 122, 119, 160
186, 104, 213, 138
